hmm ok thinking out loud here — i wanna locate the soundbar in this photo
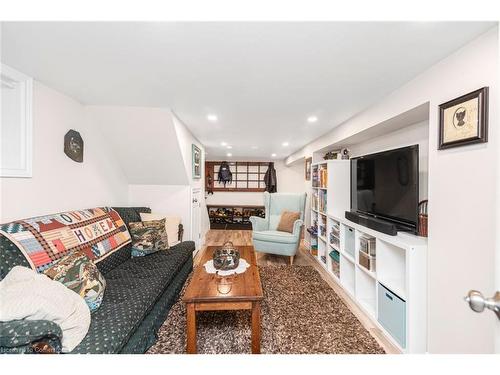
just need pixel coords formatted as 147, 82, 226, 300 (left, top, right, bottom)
345, 211, 398, 236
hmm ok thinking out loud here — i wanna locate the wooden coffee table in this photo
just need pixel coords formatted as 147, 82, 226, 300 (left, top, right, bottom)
183, 245, 264, 354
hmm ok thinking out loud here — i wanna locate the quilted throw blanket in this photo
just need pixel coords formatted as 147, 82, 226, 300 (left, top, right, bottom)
0, 207, 131, 272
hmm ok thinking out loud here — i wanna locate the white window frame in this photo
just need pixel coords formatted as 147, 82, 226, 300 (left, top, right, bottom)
1, 64, 33, 178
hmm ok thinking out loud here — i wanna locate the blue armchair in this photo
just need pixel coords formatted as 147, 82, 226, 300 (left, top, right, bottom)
249, 192, 307, 265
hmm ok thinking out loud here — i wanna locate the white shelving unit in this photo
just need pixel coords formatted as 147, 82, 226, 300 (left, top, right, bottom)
307, 159, 428, 353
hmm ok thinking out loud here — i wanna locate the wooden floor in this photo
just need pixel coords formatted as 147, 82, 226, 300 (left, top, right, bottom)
198, 229, 401, 354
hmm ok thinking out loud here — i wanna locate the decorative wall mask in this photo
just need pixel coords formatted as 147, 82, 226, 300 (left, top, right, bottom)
64, 129, 84, 163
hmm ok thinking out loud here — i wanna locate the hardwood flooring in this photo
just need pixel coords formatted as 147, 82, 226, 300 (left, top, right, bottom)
198, 229, 401, 354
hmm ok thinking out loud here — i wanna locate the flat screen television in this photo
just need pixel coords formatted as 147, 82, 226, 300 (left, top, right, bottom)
350, 145, 419, 233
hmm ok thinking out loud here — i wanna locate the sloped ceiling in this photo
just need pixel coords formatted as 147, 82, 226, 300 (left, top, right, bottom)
86, 106, 189, 185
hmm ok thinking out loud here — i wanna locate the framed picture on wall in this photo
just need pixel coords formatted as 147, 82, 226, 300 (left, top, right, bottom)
192, 144, 202, 179
438, 87, 488, 150
305, 157, 312, 181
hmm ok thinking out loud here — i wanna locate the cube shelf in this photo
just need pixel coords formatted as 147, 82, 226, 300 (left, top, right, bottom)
355, 265, 377, 318
340, 254, 356, 296
307, 160, 427, 353
376, 239, 406, 299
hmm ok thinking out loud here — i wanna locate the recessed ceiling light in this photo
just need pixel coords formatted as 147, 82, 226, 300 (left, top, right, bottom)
282, 142, 289, 147
271, 153, 277, 157
226, 145, 233, 149
207, 114, 218, 122
227, 153, 232, 157
307, 116, 318, 123
220, 142, 227, 146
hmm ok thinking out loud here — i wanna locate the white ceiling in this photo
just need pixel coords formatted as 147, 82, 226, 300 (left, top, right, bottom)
1, 22, 495, 160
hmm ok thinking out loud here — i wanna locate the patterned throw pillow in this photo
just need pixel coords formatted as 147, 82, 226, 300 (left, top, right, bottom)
44, 251, 106, 312
129, 219, 169, 257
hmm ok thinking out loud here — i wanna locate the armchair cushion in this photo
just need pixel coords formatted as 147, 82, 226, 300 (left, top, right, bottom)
276, 210, 301, 233
252, 230, 298, 244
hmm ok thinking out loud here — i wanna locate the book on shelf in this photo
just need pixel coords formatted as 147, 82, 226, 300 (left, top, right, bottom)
312, 189, 319, 210
318, 189, 327, 213
312, 165, 319, 188
319, 167, 328, 188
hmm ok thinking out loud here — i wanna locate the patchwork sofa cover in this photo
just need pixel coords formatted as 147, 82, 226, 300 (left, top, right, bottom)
0, 207, 194, 354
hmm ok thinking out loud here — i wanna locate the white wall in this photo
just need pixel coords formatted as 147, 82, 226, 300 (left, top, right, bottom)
128, 184, 191, 235
287, 28, 499, 353
0, 81, 129, 222
205, 160, 305, 206
86, 106, 188, 185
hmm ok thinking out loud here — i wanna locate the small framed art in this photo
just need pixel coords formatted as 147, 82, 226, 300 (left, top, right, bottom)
305, 157, 312, 181
192, 144, 202, 179
438, 87, 488, 150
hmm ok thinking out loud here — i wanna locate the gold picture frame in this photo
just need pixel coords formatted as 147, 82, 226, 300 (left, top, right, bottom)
438, 87, 488, 150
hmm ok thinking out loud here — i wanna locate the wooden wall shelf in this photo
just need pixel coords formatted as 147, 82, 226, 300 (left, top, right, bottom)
205, 161, 269, 192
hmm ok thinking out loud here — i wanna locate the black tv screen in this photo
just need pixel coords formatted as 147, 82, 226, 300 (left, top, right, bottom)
351, 145, 419, 231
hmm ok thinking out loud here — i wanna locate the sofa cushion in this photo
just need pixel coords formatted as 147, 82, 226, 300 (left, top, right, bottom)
252, 230, 298, 244
129, 219, 169, 257
70, 241, 194, 354
44, 251, 106, 312
0, 319, 63, 354
97, 207, 152, 274
111, 207, 152, 228
140, 213, 181, 246
0, 234, 30, 282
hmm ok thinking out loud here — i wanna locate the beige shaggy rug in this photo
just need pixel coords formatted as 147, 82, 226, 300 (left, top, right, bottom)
148, 265, 385, 354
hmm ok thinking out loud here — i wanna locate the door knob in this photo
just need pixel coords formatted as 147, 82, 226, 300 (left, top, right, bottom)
464, 290, 500, 319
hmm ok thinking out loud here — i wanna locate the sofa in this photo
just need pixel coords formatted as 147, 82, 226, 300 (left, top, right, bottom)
0, 207, 194, 354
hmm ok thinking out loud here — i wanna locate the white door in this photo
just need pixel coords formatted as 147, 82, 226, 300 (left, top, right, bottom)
462, 129, 500, 353
191, 188, 202, 250
463, 271, 500, 353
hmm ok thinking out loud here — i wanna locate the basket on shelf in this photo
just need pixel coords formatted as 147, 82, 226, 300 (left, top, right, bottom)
418, 200, 428, 237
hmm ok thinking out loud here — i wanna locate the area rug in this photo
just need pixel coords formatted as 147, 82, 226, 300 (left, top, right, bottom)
147, 265, 385, 354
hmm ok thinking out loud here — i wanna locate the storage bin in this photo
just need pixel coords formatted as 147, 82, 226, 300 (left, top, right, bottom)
378, 283, 406, 349
359, 250, 376, 272
329, 250, 340, 277
360, 235, 376, 256
329, 250, 340, 263
344, 226, 355, 258
311, 243, 318, 256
